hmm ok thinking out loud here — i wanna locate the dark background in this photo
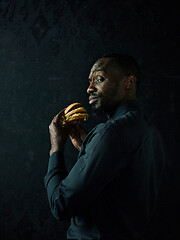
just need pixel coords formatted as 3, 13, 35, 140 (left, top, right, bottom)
0, 0, 179, 239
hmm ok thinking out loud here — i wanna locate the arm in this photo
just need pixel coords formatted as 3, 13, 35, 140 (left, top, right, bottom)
44, 109, 69, 218
45, 109, 88, 219
44, 122, 127, 220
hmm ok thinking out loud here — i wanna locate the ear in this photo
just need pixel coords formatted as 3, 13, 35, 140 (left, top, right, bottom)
124, 75, 136, 90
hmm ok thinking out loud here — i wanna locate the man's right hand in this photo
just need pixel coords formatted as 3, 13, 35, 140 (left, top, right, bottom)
69, 122, 88, 151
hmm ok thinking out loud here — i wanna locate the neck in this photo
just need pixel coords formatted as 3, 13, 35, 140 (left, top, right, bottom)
107, 96, 137, 119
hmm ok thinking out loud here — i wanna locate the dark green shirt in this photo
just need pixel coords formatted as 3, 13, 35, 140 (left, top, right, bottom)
44, 100, 165, 240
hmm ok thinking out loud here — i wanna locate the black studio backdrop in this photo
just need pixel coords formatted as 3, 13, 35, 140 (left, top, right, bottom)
0, 1, 179, 240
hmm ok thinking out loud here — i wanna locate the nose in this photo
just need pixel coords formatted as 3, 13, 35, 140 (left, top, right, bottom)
87, 81, 97, 94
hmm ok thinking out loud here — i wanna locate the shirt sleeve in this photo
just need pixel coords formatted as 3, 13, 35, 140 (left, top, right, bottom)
44, 122, 127, 220
44, 151, 68, 211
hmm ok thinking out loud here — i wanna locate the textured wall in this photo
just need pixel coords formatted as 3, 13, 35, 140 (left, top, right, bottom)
0, 0, 179, 239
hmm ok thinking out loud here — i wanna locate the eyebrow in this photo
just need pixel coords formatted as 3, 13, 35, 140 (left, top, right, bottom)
92, 68, 105, 73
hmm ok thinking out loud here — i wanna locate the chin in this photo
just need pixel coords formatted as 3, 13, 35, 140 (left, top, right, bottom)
91, 102, 106, 117
92, 100, 102, 110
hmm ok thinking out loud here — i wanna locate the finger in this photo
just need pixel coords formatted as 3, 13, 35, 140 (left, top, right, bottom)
69, 135, 82, 150
69, 126, 79, 138
75, 121, 81, 127
52, 108, 66, 123
68, 120, 81, 127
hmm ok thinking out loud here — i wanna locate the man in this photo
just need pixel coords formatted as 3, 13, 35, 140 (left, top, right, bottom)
44, 54, 165, 240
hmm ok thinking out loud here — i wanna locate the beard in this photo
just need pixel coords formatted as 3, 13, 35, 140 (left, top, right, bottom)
91, 97, 119, 121
91, 101, 107, 119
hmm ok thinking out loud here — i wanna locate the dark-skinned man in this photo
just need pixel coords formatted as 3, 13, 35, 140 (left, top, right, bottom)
44, 54, 165, 240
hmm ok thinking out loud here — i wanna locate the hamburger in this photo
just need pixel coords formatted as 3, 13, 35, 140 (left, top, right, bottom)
60, 103, 88, 127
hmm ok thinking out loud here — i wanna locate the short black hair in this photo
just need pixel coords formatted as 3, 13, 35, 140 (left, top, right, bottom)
100, 53, 141, 93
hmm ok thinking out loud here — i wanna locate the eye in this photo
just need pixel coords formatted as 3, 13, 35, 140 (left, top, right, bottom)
96, 76, 104, 83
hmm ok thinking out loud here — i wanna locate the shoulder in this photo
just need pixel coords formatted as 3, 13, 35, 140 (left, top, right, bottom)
110, 110, 145, 133
86, 110, 143, 141
79, 120, 126, 158
84, 121, 117, 147
83, 110, 149, 148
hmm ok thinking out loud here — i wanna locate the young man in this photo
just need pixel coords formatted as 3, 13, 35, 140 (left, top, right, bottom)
45, 54, 165, 240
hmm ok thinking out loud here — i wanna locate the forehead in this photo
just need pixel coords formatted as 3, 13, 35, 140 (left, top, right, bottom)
89, 58, 123, 79
89, 58, 111, 75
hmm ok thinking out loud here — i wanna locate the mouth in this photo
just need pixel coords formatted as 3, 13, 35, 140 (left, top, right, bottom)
89, 96, 98, 104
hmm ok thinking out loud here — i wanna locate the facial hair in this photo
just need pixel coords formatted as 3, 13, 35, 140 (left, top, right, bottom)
92, 104, 104, 117
91, 100, 109, 121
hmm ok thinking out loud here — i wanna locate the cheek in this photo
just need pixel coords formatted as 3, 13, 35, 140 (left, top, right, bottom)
101, 84, 119, 97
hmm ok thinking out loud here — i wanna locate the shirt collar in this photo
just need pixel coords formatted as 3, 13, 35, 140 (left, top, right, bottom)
108, 99, 142, 122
